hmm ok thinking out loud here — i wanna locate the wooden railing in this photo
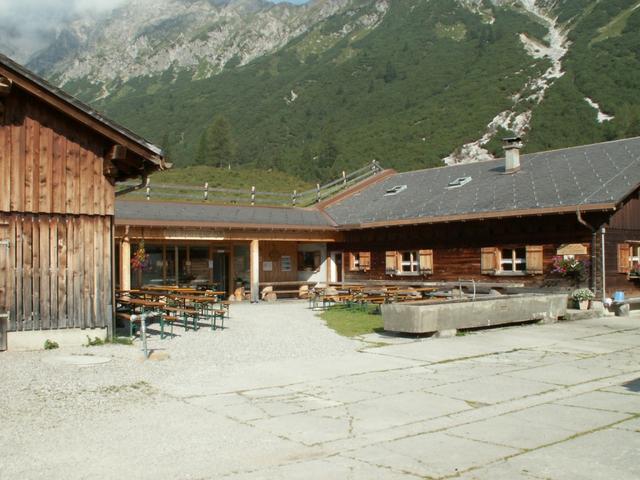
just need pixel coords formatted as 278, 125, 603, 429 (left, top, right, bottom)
116, 160, 383, 207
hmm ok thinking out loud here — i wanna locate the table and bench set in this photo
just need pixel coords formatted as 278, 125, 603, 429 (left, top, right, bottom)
116, 286, 229, 339
308, 285, 439, 311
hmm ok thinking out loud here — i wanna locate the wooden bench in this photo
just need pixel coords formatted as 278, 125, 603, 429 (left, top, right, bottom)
613, 297, 640, 316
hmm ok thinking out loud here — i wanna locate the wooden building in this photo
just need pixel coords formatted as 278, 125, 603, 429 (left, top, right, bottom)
115, 137, 640, 302
323, 137, 640, 299
0, 55, 167, 350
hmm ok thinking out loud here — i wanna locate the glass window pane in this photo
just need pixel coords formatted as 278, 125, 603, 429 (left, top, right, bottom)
189, 246, 210, 288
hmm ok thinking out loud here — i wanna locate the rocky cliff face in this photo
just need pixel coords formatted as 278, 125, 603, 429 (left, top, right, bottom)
28, 0, 389, 87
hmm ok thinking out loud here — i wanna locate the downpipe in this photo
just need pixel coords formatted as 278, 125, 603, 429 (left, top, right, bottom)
576, 209, 598, 294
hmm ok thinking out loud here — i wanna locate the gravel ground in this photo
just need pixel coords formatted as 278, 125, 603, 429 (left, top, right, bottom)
0, 301, 358, 435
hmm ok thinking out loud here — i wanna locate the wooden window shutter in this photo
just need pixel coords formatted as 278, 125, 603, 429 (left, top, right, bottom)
480, 247, 497, 274
385, 251, 398, 274
618, 243, 630, 273
346, 252, 355, 271
359, 252, 371, 271
525, 245, 544, 274
418, 249, 433, 273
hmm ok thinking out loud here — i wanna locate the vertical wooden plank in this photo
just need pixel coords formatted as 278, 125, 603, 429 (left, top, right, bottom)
22, 216, 33, 330
58, 217, 68, 328
52, 132, 65, 213
0, 217, 8, 314
49, 217, 58, 329
74, 215, 82, 328
39, 217, 50, 330
79, 143, 91, 215
8, 216, 17, 331
23, 117, 33, 212
105, 217, 113, 331
10, 119, 25, 212
0, 122, 9, 211
83, 216, 94, 328
91, 149, 100, 215
31, 216, 41, 330
94, 217, 102, 328
39, 124, 52, 212
31, 120, 41, 214
65, 140, 78, 214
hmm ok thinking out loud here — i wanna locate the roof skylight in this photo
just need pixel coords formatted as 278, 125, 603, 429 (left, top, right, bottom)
447, 176, 472, 189
384, 185, 407, 196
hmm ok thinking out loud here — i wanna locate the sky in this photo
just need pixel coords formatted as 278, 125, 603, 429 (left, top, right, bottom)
0, 0, 311, 60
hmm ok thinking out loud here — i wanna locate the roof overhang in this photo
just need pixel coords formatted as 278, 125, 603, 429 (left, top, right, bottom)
114, 217, 337, 232
0, 54, 169, 179
334, 202, 618, 230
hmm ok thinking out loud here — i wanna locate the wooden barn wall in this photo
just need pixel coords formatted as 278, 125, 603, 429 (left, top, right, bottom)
259, 241, 298, 283
338, 214, 598, 288
605, 192, 640, 296
0, 213, 112, 332
0, 86, 115, 217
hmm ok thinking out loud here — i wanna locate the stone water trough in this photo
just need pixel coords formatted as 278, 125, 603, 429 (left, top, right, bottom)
382, 293, 568, 335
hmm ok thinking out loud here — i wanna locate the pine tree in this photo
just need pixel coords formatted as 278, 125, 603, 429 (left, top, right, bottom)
195, 116, 236, 167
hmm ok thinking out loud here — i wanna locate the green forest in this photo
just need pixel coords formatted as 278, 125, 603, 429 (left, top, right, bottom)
63, 0, 640, 183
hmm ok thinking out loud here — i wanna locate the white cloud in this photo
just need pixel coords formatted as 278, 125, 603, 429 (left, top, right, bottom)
0, 0, 126, 60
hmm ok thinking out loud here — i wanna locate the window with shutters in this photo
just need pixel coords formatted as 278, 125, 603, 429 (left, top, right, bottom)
620, 242, 640, 277
481, 245, 543, 275
348, 252, 371, 272
385, 250, 433, 275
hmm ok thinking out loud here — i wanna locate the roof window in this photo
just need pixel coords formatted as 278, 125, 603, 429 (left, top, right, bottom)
447, 176, 472, 189
384, 185, 407, 196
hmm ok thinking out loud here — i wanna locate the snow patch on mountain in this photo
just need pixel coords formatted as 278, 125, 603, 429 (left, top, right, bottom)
444, 0, 570, 165
585, 98, 615, 123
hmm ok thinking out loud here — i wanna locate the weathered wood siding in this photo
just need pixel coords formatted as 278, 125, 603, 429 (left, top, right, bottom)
0, 85, 116, 332
259, 241, 299, 283
605, 191, 640, 296
338, 214, 597, 289
0, 213, 112, 331
0, 87, 115, 216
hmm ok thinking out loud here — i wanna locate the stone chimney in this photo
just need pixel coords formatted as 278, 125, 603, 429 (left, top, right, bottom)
503, 136, 523, 173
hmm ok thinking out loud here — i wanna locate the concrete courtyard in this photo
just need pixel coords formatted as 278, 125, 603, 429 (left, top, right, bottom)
1, 302, 639, 479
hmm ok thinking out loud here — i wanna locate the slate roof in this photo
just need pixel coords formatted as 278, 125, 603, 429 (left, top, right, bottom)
115, 200, 333, 229
324, 137, 640, 227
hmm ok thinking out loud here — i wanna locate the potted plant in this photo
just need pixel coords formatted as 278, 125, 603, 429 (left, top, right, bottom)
552, 256, 589, 286
571, 288, 595, 310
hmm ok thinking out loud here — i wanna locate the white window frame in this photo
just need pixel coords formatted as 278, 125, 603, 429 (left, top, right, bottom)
631, 244, 640, 269
399, 251, 419, 275
499, 248, 527, 273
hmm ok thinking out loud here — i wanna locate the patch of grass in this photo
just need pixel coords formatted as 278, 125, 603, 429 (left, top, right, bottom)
321, 305, 383, 337
85, 335, 133, 346
108, 336, 134, 346
44, 339, 59, 350
85, 336, 105, 346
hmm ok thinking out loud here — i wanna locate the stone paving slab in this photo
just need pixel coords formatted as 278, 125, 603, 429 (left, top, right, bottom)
344, 432, 520, 478
503, 428, 640, 480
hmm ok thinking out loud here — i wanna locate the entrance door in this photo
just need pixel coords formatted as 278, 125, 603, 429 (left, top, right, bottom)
329, 252, 343, 283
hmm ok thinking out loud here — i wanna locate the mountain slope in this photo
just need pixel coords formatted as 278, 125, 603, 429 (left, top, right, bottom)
26, 0, 640, 181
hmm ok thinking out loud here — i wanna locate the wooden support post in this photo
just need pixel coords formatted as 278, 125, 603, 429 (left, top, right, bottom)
250, 240, 259, 303
292, 190, 297, 207
120, 231, 131, 291
316, 183, 320, 203
145, 177, 151, 200
342, 171, 346, 185
251, 186, 256, 206
204, 182, 209, 201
